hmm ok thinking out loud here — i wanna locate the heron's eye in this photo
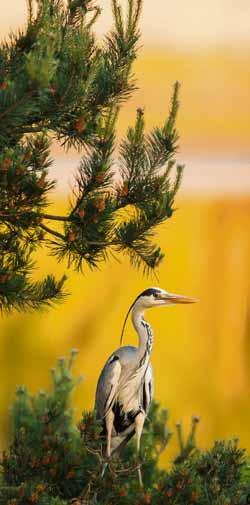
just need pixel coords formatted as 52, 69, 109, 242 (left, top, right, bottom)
153, 292, 159, 299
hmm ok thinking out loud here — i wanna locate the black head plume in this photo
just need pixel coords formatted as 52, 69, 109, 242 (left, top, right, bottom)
120, 299, 136, 346
119, 288, 161, 345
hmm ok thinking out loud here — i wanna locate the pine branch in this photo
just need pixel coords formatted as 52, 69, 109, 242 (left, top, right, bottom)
0, 353, 248, 504
0, 271, 67, 313
0, 1, 185, 312
174, 416, 200, 464
115, 210, 164, 273
39, 223, 66, 241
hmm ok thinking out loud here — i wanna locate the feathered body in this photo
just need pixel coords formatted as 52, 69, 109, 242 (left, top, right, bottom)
95, 327, 154, 454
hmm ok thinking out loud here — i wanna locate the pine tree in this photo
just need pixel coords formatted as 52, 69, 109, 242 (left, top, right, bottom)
0, 0, 183, 313
0, 351, 249, 505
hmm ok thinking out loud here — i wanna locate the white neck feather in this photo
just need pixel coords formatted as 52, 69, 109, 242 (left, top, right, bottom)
131, 305, 154, 360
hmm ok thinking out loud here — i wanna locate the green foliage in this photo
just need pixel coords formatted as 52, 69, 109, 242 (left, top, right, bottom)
0, 0, 183, 313
0, 133, 67, 312
0, 352, 249, 505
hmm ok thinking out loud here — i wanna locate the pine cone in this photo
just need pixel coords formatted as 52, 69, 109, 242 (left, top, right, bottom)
1, 158, 11, 170
94, 197, 106, 212
75, 117, 85, 133
77, 209, 85, 219
0, 81, 8, 90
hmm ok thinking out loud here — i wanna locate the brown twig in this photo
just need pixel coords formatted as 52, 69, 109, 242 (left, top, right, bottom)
39, 223, 66, 241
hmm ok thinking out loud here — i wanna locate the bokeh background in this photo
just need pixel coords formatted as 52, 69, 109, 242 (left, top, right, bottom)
0, 0, 250, 465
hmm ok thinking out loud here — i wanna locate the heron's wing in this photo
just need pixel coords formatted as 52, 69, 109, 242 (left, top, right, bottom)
142, 362, 154, 414
95, 355, 122, 419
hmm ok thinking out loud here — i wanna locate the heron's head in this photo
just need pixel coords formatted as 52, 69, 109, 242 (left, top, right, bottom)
134, 287, 197, 309
120, 287, 197, 344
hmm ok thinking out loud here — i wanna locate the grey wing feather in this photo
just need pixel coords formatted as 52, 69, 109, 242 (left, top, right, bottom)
95, 356, 122, 419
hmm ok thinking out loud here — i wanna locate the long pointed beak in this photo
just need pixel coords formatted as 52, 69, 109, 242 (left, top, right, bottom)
161, 293, 198, 304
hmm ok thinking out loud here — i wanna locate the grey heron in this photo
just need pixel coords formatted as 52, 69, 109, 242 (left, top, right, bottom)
95, 287, 197, 484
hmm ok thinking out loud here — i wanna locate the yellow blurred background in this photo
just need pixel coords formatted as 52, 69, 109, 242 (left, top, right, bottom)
0, 0, 250, 464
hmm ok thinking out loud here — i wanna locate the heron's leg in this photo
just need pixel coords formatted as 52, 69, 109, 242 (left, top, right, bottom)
134, 412, 145, 488
105, 410, 115, 458
135, 411, 145, 454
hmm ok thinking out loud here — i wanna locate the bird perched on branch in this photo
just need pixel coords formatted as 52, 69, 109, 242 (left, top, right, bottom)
95, 287, 197, 485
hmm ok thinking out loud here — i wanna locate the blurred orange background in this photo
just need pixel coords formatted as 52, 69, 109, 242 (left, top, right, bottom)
0, 0, 250, 464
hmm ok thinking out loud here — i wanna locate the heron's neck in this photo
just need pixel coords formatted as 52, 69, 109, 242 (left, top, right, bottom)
132, 306, 153, 359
